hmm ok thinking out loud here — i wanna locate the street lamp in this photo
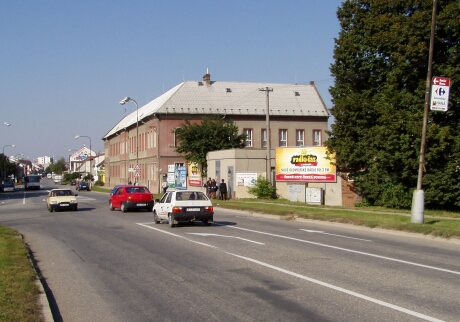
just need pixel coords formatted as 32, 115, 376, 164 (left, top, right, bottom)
119, 97, 139, 183
3, 144, 15, 155
75, 135, 92, 182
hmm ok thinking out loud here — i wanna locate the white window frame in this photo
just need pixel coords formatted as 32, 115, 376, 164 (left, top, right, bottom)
313, 130, 322, 146
261, 129, 267, 148
279, 129, 287, 147
296, 130, 304, 146
244, 129, 253, 147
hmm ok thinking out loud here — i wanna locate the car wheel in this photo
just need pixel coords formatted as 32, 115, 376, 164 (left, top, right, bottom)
121, 202, 127, 213
203, 219, 211, 226
74, 206, 78, 211
109, 202, 114, 211
169, 214, 175, 227
48, 205, 52, 212
153, 211, 160, 224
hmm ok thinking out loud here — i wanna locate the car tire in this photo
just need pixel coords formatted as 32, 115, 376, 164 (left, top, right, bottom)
109, 202, 114, 211
153, 211, 160, 224
74, 206, 78, 211
203, 219, 211, 226
121, 202, 127, 213
169, 214, 175, 227
48, 205, 52, 212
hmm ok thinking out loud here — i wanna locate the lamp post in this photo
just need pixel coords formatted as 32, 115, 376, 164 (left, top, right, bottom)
3, 144, 15, 156
75, 135, 92, 182
119, 97, 139, 183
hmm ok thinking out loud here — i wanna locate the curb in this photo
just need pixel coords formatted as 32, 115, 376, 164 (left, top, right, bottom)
23, 237, 54, 322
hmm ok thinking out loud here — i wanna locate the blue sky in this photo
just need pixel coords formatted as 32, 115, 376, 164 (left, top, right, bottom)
0, 0, 343, 161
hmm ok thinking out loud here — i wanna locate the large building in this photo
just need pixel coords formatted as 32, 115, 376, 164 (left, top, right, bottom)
103, 72, 330, 194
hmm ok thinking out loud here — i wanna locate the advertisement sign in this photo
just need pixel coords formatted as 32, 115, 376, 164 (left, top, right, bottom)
174, 163, 187, 190
236, 172, 258, 186
430, 77, 450, 111
187, 162, 202, 187
275, 147, 336, 183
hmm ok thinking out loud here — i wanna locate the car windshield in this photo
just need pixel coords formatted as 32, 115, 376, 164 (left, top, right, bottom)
126, 187, 149, 193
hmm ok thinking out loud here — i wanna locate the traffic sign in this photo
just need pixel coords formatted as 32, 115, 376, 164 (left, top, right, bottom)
134, 164, 141, 171
134, 171, 140, 177
431, 76, 450, 111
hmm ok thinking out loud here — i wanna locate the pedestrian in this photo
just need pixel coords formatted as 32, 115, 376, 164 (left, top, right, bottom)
218, 179, 228, 200
210, 179, 217, 199
205, 177, 212, 197
161, 180, 168, 194
128, 180, 132, 185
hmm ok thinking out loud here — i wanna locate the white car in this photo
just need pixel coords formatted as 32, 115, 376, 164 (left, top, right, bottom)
153, 190, 214, 227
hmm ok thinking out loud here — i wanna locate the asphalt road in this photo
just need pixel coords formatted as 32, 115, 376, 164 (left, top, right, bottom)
1, 178, 459, 322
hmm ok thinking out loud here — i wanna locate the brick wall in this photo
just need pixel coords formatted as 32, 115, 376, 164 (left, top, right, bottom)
341, 173, 362, 207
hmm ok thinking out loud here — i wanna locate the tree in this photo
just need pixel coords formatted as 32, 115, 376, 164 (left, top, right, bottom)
326, 0, 460, 209
49, 158, 67, 174
174, 116, 247, 174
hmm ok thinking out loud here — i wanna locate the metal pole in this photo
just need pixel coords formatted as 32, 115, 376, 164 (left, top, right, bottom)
411, 0, 438, 224
259, 87, 273, 184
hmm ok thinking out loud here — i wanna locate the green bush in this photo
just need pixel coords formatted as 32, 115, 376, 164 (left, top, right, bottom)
95, 180, 104, 186
247, 175, 277, 199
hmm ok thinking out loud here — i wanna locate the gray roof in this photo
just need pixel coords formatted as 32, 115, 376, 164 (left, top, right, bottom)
104, 80, 329, 139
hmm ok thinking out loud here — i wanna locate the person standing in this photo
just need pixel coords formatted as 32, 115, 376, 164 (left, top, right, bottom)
161, 180, 168, 194
218, 179, 228, 200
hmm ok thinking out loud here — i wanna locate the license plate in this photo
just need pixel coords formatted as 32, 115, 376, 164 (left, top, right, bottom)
60, 203, 69, 207
187, 208, 200, 211
137, 203, 146, 206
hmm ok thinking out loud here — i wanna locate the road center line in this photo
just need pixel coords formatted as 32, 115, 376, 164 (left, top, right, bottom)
137, 223, 444, 322
215, 224, 460, 276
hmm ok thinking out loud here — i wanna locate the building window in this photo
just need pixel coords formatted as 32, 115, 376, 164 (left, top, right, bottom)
296, 130, 305, 146
243, 129, 253, 147
313, 130, 322, 146
279, 129, 287, 147
261, 129, 267, 148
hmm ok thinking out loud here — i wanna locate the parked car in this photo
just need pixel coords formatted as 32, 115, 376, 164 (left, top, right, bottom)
76, 181, 90, 191
1, 181, 15, 192
70, 180, 77, 186
46, 189, 78, 212
152, 190, 213, 227
110, 184, 126, 196
109, 185, 154, 212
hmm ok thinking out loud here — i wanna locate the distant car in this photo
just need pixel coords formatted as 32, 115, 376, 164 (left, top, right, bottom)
110, 184, 126, 196
1, 181, 15, 192
152, 190, 213, 227
70, 180, 76, 186
76, 181, 90, 191
109, 185, 154, 212
46, 189, 78, 212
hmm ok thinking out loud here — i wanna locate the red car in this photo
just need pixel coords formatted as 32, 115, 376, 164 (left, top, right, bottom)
109, 185, 154, 212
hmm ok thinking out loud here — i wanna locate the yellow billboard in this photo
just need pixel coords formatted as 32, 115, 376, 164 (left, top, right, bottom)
275, 147, 336, 183
187, 162, 203, 187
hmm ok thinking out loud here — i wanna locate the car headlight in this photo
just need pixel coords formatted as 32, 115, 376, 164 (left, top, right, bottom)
50, 201, 58, 204
70, 200, 77, 204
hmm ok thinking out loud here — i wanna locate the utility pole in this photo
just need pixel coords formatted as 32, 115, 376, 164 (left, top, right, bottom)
411, 0, 438, 224
259, 87, 273, 184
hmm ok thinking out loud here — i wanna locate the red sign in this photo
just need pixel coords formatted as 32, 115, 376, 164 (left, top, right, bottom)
432, 77, 450, 86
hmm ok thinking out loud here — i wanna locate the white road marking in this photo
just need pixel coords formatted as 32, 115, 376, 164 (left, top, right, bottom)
136, 222, 444, 322
300, 229, 372, 241
186, 233, 265, 245
219, 224, 460, 276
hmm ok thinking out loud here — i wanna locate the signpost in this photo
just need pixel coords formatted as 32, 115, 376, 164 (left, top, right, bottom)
430, 76, 450, 111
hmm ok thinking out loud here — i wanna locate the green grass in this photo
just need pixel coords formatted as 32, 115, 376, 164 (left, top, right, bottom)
0, 227, 44, 322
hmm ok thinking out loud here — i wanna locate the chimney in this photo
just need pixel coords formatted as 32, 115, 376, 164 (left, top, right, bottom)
203, 68, 211, 85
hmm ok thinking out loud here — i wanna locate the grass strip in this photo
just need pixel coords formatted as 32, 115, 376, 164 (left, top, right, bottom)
0, 226, 43, 322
